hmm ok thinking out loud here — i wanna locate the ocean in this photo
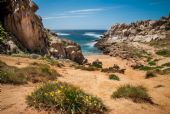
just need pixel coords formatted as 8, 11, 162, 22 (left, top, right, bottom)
53, 30, 106, 55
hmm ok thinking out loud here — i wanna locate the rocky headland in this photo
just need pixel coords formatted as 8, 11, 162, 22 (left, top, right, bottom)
0, 0, 86, 64
96, 15, 170, 64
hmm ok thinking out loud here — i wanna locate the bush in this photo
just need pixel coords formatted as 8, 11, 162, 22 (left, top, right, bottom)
161, 62, 170, 67
156, 49, 170, 57
0, 61, 27, 84
145, 71, 156, 79
27, 82, 107, 114
75, 65, 99, 71
112, 85, 153, 104
20, 64, 61, 83
0, 60, 60, 84
0, 22, 7, 43
109, 74, 120, 81
92, 59, 103, 68
0, 70, 27, 84
101, 66, 125, 74
148, 61, 156, 66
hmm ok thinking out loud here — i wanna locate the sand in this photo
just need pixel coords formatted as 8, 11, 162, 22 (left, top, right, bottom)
0, 55, 170, 114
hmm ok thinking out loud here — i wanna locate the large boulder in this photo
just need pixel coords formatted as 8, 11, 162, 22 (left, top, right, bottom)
0, 0, 48, 54
49, 35, 87, 64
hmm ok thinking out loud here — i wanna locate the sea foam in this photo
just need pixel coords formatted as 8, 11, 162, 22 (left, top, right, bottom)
84, 32, 102, 38
58, 32, 70, 36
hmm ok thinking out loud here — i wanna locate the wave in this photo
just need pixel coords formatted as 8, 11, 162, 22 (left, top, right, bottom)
57, 32, 70, 36
84, 41, 97, 48
83, 32, 103, 38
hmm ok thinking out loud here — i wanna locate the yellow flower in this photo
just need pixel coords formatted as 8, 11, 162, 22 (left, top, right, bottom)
55, 80, 59, 83
57, 90, 62, 94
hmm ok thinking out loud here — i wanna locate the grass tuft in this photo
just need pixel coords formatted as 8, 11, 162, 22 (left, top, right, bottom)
148, 61, 156, 66
92, 59, 103, 68
161, 62, 170, 67
145, 71, 157, 79
27, 82, 107, 114
0, 60, 60, 84
109, 74, 120, 81
156, 49, 170, 57
75, 65, 99, 71
112, 85, 153, 104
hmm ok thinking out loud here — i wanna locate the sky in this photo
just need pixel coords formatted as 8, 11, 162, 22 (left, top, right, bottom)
33, 0, 170, 30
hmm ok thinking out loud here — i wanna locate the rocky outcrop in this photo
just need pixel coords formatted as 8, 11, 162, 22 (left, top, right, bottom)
0, 0, 86, 64
96, 15, 170, 60
99, 15, 170, 43
0, 0, 48, 53
48, 31, 87, 64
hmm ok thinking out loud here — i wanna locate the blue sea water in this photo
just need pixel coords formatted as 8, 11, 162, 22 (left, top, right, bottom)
53, 30, 106, 55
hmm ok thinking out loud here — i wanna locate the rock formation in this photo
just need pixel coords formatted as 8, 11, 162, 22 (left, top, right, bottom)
0, 0, 86, 64
96, 15, 170, 60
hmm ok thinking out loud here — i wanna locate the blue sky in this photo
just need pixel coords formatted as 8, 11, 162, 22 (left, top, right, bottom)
34, 0, 170, 30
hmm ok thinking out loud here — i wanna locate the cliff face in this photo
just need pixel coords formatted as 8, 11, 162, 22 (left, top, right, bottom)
0, 0, 86, 64
1, 0, 48, 53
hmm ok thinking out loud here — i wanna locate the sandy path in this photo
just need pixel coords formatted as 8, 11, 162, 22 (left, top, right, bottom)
0, 55, 170, 114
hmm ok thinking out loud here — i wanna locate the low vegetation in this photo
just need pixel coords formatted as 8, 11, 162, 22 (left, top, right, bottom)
102, 65, 125, 74
109, 74, 120, 81
161, 62, 170, 67
0, 22, 7, 43
92, 59, 103, 68
0, 60, 60, 84
148, 60, 156, 66
42, 56, 64, 67
150, 33, 170, 49
145, 71, 157, 79
112, 85, 153, 104
74, 60, 103, 71
27, 82, 107, 114
156, 49, 170, 57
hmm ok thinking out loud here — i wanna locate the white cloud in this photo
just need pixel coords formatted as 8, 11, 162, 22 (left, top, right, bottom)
69, 8, 105, 13
42, 6, 125, 20
43, 15, 86, 20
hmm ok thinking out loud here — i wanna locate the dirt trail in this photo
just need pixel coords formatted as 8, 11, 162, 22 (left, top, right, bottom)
0, 55, 170, 114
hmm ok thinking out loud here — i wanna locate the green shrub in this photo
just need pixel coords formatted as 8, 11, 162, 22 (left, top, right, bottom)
148, 61, 156, 66
0, 70, 27, 84
0, 60, 60, 84
109, 74, 120, 81
112, 85, 153, 104
75, 65, 98, 71
27, 82, 107, 114
20, 64, 61, 83
92, 60, 103, 68
145, 71, 156, 79
101, 65, 125, 74
161, 62, 170, 67
156, 49, 170, 57
0, 22, 7, 43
